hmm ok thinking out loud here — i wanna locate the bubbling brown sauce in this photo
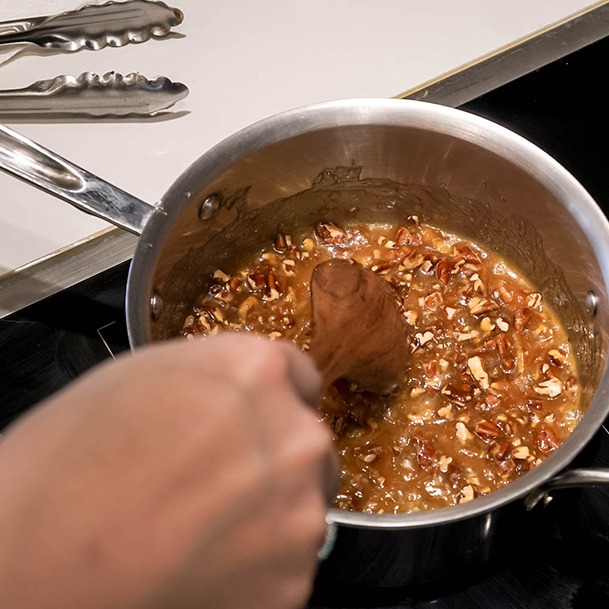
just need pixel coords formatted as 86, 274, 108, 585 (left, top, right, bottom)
181, 218, 581, 514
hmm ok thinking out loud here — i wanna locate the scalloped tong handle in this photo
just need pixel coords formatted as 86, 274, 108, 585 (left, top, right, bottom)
0, 72, 189, 117
0, 0, 183, 51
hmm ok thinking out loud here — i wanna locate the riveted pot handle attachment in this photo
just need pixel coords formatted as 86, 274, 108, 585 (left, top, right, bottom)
524, 467, 609, 510
0, 123, 155, 235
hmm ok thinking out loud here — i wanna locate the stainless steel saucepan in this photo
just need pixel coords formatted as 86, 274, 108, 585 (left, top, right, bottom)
1, 98, 608, 586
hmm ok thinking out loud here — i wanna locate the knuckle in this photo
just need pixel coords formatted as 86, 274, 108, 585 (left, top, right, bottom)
217, 333, 290, 388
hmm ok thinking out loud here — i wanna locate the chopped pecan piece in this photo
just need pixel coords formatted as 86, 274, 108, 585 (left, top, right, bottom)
548, 349, 566, 366
437, 404, 453, 419
266, 271, 280, 293
413, 331, 434, 348
315, 222, 348, 244
273, 233, 290, 253
437, 455, 453, 473
489, 440, 511, 461
359, 452, 379, 463
401, 250, 425, 270
213, 269, 230, 283
443, 380, 475, 403
459, 484, 475, 503
455, 421, 474, 444
238, 295, 259, 322
497, 285, 514, 303
370, 260, 393, 273
454, 244, 481, 264
499, 459, 516, 476
534, 378, 563, 398
248, 270, 267, 289
467, 356, 490, 390
404, 310, 418, 325
514, 308, 531, 331
395, 225, 422, 246
457, 331, 478, 342
282, 259, 296, 276
526, 292, 543, 309
512, 445, 531, 460
436, 258, 453, 284
424, 291, 444, 310
228, 276, 242, 292
536, 424, 560, 453
480, 317, 495, 333
496, 318, 509, 332
413, 436, 438, 469
475, 420, 503, 441
468, 296, 500, 316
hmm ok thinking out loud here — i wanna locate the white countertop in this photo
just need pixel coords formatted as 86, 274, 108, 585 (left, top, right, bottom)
0, 0, 603, 277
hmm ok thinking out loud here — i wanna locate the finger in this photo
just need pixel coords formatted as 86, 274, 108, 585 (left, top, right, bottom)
217, 332, 323, 410
275, 340, 323, 412
243, 337, 335, 500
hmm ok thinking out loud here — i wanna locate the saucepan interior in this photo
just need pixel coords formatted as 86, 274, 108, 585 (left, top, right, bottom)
127, 98, 609, 528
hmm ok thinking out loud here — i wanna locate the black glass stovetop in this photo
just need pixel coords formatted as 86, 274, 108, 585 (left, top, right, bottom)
1, 34, 609, 609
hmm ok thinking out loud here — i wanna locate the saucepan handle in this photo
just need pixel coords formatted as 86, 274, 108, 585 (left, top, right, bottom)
0, 123, 155, 235
524, 467, 609, 510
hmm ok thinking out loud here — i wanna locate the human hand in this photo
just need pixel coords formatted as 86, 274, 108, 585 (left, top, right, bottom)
0, 332, 338, 609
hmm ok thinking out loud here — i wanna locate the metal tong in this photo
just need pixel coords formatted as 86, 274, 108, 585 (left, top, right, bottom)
0, 0, 183, 52
0, 1, 187, 117
0, 72, 189, 117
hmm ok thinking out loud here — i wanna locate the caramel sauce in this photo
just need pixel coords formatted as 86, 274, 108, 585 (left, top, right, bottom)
181, 219, 581, 514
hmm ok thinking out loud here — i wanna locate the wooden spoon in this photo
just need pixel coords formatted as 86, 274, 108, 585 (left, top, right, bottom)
309, 258, 409, 394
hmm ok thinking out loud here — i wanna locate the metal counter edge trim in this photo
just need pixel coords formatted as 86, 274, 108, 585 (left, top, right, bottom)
0, 228, 137, 317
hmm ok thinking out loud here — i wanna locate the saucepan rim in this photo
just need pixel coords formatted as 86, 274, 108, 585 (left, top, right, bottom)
126, 98, 609, 528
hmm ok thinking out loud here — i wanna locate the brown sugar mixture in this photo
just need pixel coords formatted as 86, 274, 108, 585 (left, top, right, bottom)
180, 218, 581, 514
